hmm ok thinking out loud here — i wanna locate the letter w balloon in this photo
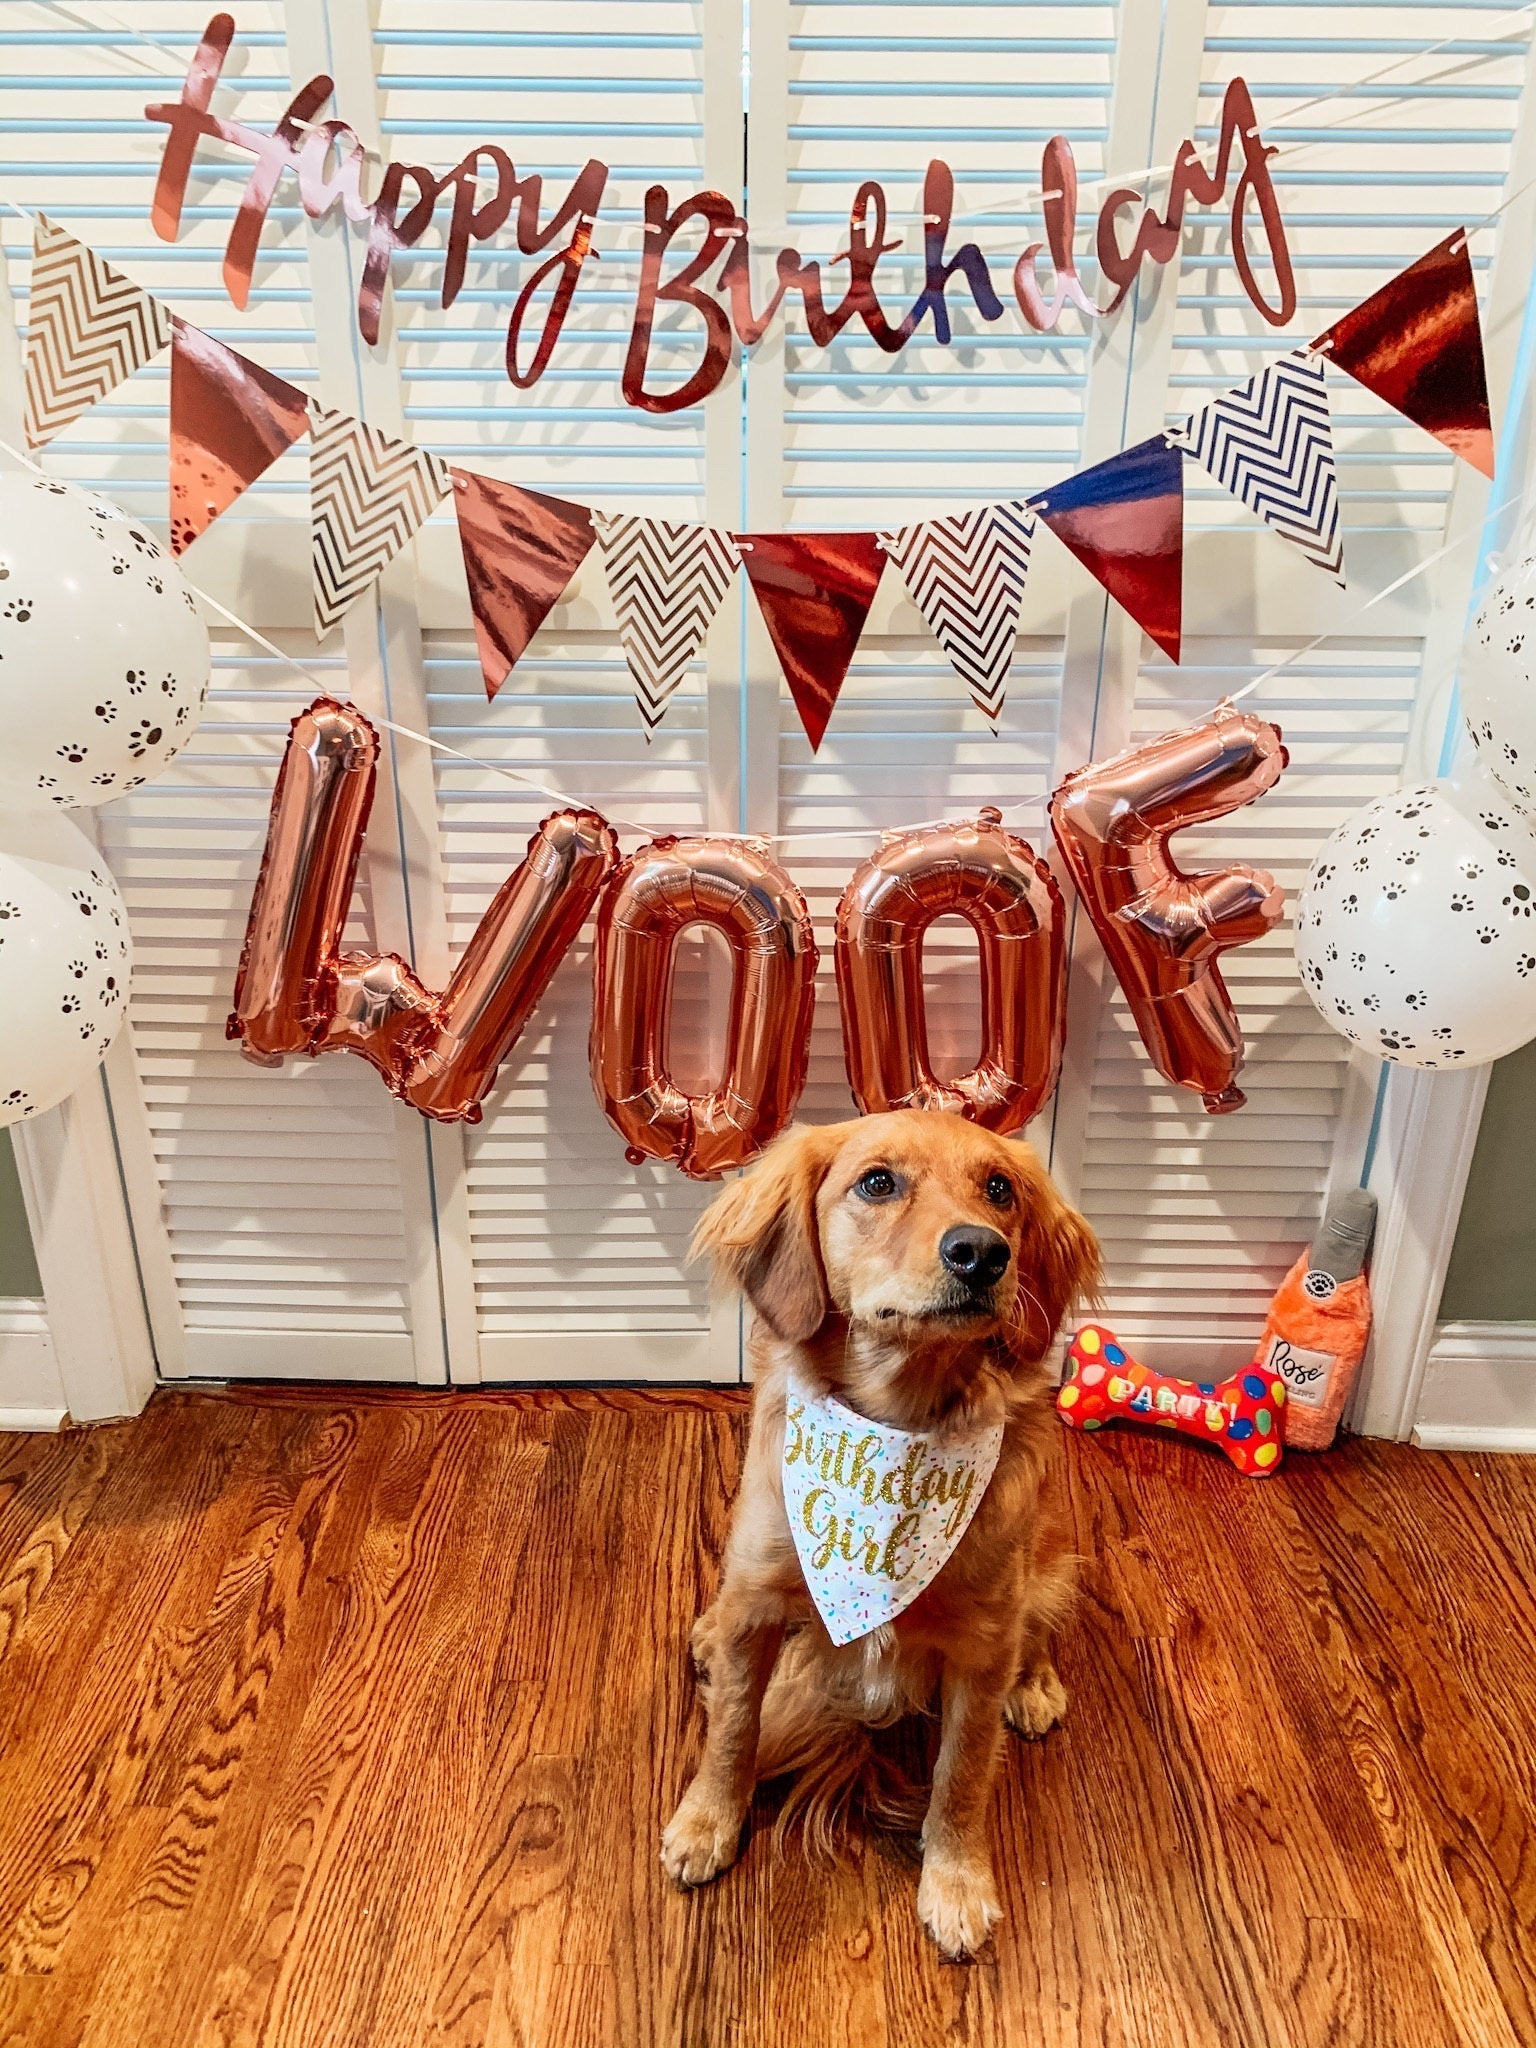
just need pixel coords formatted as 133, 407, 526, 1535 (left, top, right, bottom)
1050, 705, 1287, 1113
228, 698, 617, 1120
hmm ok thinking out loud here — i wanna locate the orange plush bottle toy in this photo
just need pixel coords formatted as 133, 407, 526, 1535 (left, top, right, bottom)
1254, 1187, 1377, 1451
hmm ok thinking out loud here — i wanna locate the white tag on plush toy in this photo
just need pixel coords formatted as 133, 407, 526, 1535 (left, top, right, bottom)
782, 1377, 1003, 1647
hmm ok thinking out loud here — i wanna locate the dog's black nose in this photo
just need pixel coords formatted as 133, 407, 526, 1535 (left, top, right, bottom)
939, 1225, 1011, 1288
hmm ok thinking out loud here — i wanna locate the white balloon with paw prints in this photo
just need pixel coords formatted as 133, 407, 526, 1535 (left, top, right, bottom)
0, 473, 209, 810
1295, 769, 1536, 1069
0, 805, 131, 1128
1462, 549, 1536, 818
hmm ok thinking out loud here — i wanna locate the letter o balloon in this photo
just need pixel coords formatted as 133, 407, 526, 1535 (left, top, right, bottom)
590, 836, 818, 1179
834, 809, 1066, 1133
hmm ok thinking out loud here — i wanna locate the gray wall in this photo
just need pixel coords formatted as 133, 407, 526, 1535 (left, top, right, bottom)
0, 1131, 41, 1297
1440, 1036, 1536, 1322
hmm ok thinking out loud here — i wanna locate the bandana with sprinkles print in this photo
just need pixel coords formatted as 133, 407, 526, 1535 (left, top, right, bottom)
782, 1376, 1004, 1647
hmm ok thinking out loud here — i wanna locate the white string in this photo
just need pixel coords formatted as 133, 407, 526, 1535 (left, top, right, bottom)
967, 3, 1536, 221
30, 0, 1536, 256
1228, 480, 1536, 704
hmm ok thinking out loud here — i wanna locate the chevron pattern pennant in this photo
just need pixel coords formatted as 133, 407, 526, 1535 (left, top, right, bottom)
309, 406, 452, 636
879, 502, 1036, 722
23, 215, 172, 449
592, 512, 739, 731
1179, 350, 1344, 585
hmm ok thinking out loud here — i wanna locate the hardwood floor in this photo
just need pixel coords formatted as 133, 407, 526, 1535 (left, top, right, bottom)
0, 1385, 1531, 2048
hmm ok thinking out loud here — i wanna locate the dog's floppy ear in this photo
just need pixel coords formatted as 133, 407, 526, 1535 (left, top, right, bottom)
690, 1124, 842, 1343
1012, 1180, 1102, 1365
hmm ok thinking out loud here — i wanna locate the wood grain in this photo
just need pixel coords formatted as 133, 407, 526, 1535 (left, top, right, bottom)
0, 1386, 1531, 2048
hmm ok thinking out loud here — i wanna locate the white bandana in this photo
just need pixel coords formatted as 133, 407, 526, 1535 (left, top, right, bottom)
782, 1376, 1004, 1647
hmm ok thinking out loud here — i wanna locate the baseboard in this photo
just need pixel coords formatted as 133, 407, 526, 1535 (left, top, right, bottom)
1412, 1321, 1536, 1452
0, 1302, 68, 1430
0, 1405, 68, 1432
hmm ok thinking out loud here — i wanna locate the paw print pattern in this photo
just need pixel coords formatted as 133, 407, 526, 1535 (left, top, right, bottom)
89, 772, 116, 789
70, 890, 96, 917
1405, 990, 1426, 1009
60, 993, 80, 1016
146, 573, 163, 596
1383, 883, 1404, 902
95, 702, 116, 724
127, 720, 163, 759
2, 597, 33, 623
56, 741, 88, 764
1504, 884, 1536, 917
110, 555, 129, 577
1478, 926, 1499, 945
1521, 956, 1536, 979
1451, 893, 1473, 912
2, 1089, 32, 1117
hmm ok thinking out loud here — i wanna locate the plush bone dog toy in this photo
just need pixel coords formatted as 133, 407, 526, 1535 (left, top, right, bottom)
1056, 1324, 1287, 1477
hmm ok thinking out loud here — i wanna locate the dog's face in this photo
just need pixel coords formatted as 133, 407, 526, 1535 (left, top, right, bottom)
693, 1110, 1100, 1368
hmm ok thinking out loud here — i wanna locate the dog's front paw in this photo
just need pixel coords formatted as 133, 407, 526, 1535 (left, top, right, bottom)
917, 1850, 1001, 1960
1004, 1663, 1068, 1739
661, 1783, 744, 1888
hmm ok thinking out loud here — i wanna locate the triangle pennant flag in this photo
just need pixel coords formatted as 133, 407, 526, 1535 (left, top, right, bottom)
736, 529, 887, 750
1314, 231, 1494, 478
1033, 436, 1184, 663
1179, 350, 1344, 585
592, 512, 739, 733
309, 405, 452, 636
168, 319, 310, 555
23, 214, 172, 449
451, 469, 596, 700
879, 502, 1036, 723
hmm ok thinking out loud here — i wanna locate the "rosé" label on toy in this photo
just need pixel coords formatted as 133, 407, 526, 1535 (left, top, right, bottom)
1262, 1333, 1336, 1409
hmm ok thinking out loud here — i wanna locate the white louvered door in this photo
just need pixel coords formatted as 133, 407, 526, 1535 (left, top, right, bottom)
3, 4, 1534, 1386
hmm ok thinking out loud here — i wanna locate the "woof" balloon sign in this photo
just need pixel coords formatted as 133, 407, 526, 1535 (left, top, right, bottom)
228, 698, 1287, 1178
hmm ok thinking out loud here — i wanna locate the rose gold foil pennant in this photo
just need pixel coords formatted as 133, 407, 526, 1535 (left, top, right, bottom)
168, 317, 310, 554
451, 468, 596, 699
1314, 232, 1494, 479
736, 530, 887, 751
1032, 436, 1184, 663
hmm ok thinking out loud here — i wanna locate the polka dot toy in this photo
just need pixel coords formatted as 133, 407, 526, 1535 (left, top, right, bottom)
1057, 1324, 1286, 1478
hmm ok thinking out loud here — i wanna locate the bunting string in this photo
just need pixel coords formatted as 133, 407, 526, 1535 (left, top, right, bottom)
1, 191, 1516, 745
3, 425, 1526, 852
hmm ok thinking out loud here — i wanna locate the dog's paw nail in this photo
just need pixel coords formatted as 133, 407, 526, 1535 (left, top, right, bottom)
917, 1856, 1002, 1960
1004, 1668, 1068, 1739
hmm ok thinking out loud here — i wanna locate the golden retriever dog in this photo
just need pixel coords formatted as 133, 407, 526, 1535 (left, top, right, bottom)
661, 1109, 1100, 1958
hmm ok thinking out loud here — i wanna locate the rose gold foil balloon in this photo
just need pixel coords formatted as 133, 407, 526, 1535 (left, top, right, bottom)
228, 698, 378, 1063
228, 697, 617, 1121
590, 836, 818, 1179
1049, 704, 1287, 1113
402, 808, 617, 1122
834, 809, 1065, 1133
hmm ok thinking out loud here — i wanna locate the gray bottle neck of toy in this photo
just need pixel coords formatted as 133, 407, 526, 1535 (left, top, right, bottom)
1308, 1189, 1377, 1286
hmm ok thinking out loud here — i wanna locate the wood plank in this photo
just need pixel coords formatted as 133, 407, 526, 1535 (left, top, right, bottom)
0, 1392, 1530, 2047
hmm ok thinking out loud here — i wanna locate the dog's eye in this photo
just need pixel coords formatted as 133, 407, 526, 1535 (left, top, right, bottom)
985, 1173, 1015, 1207
855, 1167, 898, 1202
